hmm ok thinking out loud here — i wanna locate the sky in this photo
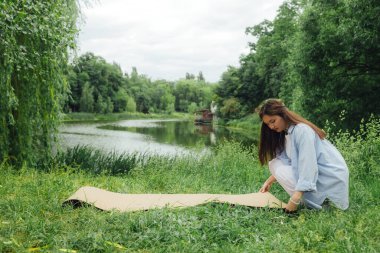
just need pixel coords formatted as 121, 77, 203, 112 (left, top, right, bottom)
77, 0, 284, 83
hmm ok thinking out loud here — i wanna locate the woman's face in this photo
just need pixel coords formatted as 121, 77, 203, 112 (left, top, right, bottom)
262, 114, 288, 133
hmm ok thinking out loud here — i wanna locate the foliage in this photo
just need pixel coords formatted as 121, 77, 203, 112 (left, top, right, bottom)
215, 66, 240, 104
149, 80, 175, 113
215, 0, 302, 120
215, 0, 380, 130
66, 56, 214, 115
328, 116, 380, 182
247, 0, 301, 100
173, 79, 214, 113
79, 82, 94, 112
220, 98, 243, 119
67, 53, 126, 113
0, 1, 79, 166
292, 0, 380, 129
126, 96, 137, 113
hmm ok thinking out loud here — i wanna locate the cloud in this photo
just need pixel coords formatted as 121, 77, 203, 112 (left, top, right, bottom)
78, 0, 284, 82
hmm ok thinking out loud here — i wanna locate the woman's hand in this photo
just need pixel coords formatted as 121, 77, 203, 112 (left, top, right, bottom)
285, 200, 298, 213
260, 175, 276, 193
285, 191, 303, 213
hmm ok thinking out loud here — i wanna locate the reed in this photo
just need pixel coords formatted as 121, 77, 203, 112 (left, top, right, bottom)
52, 145, 141, 175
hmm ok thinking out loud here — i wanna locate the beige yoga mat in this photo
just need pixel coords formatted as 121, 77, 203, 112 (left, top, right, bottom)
63, 186, 286, 212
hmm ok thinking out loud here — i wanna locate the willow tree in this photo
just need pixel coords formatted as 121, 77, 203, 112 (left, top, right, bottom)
0, 1, 79, 166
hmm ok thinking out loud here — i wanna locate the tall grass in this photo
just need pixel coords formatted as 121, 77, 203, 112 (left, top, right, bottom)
329, 116, 380, 180
0, 118, 379, 252
327, 116, 380, 209
52, 145, 141, 175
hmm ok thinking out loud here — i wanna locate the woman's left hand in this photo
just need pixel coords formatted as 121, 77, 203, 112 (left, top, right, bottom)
285, 200, 298, 213
285, 191, 303, 213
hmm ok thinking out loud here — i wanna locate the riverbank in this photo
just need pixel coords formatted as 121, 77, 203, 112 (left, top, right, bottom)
62, 112, 261, 131
1, 118, 379, 252
216, 114, 261, 140
62, 112, 191, 123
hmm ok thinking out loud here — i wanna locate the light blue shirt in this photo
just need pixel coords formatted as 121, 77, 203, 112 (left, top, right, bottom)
277, 123, 349, 210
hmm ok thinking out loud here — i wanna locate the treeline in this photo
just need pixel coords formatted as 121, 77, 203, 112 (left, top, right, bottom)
65, 53, 215, 114
215, 0, 380, 130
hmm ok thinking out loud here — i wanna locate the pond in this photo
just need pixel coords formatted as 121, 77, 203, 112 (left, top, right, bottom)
59, 119, 258, 156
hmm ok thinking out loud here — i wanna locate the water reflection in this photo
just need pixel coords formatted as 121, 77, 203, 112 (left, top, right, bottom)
59, 119, 258, 156
99, 120, 258, 148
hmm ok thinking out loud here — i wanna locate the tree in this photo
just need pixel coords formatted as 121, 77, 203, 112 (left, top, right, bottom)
80, 82, 94, 112
173, 79, 209, 112
245, 0, 302, 102
151, 81, 175, 113
293, 0, 380, 129
214, 66, 241, 117
126, 67, 154, 113
66, 53, 126, 113
105, 97, 114, 113
213, 0, 379, 129
220, 98, 243, 119
113, 88, 129, 112
197, 71, 205, 82
185, 73, 195, 80
95, 94, 107, 114
237, 54, 265, 112
187, 102, 198, 114
126, 96, 137, 113
0, 1, 79, 166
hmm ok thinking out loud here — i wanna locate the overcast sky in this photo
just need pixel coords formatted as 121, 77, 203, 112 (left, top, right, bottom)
77, 0, 284, 82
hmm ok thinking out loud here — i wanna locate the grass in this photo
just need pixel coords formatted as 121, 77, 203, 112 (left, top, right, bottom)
51, 145, 141, 175
224, 114, 261, 131
1, 119, 379, 252
218, 114, 262, 141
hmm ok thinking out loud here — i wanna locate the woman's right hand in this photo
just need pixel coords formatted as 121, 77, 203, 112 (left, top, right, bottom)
259, 175, 276, 193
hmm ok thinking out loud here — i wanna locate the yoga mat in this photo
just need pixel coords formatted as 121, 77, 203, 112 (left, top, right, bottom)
63, 186, 286, 212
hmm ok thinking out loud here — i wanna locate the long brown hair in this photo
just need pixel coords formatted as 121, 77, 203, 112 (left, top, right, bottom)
256, 99, 326, 165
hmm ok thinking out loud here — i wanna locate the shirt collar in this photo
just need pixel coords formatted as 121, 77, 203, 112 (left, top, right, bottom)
287, 124, 295, 135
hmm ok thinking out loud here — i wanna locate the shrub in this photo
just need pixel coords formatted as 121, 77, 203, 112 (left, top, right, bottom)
328, 116, 380, 181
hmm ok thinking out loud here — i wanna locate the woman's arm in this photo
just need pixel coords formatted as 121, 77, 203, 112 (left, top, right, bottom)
259, 175, 277, 193
293, 124, 319, 192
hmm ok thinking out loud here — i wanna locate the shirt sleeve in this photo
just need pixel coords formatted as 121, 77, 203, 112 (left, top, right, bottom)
294, 125, 318, 192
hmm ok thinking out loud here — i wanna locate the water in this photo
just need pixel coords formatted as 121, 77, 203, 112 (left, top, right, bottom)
59, 119, 258, 156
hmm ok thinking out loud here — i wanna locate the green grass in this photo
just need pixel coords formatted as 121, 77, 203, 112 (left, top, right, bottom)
224, 114, 261, 131
217, 114, 262, 140
51, 145, 141, 175
1, 119, 379, 252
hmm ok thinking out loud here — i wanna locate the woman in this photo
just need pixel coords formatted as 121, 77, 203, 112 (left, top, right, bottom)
256, 99, 349, 212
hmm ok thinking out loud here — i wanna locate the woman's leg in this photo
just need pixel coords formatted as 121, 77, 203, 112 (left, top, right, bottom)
269, 158, 296, 196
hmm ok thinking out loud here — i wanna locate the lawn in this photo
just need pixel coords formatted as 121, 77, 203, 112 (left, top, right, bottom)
0, 120, 379, 252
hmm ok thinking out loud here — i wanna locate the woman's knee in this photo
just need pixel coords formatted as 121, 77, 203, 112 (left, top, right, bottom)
268, 158, 282, 175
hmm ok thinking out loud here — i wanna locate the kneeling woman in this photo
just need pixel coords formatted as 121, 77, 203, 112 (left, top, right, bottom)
256, 99, 349, 212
